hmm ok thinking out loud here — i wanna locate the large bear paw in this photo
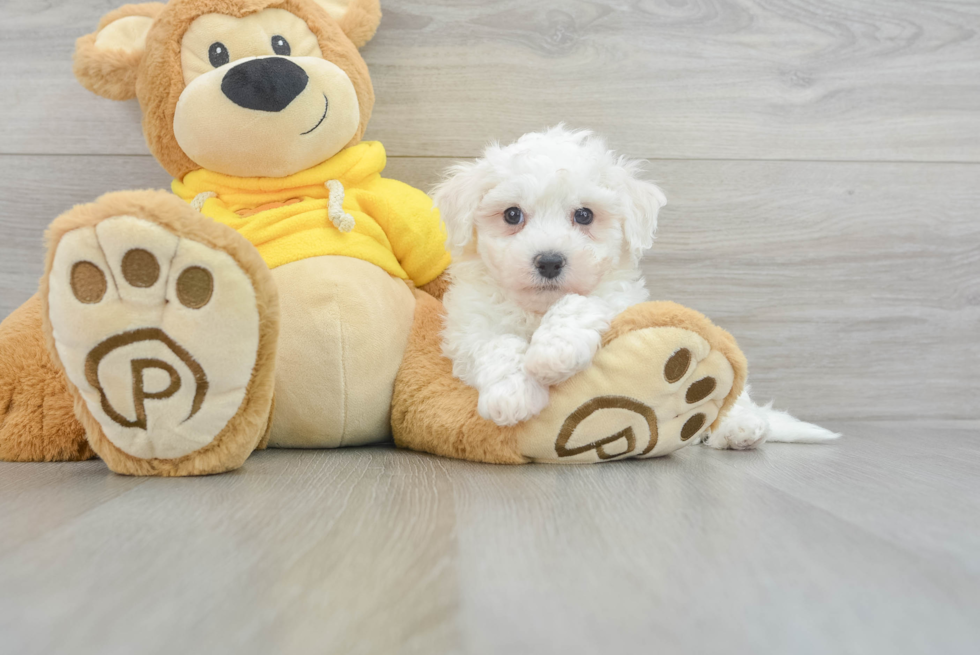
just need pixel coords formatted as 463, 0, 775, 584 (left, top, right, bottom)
42, 191, 279, 476
516, 309, 745, 463
392, 295, 747, 466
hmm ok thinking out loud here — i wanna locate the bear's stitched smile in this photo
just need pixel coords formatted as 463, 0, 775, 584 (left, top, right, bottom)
301, 94, 329, 135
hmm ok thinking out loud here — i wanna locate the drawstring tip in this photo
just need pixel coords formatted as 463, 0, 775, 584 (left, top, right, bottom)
325, 179, 355, 233
332, 213, 356, 233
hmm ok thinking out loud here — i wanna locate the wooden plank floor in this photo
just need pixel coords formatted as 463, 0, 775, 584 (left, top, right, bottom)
1, 422, 979, 655
1, 0, 979, 653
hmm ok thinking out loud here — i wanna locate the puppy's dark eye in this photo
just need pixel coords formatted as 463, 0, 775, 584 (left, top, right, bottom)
208, 42, 230, 68
574, 208, 594, 225
503, 207, 524, 225
271, 35, 291, 56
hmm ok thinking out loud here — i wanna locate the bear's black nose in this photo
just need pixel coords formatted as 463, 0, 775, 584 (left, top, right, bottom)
534, 252, 566, 280
221, 57, 309, 113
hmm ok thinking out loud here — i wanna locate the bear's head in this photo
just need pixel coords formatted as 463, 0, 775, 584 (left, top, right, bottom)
74, 0, 381, 179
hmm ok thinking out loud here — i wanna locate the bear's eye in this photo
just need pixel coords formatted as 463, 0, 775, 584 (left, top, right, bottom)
503, 207, 524, 226
573, 208, 594, 225
208, 42, 230, 68
271, 35, 291, 56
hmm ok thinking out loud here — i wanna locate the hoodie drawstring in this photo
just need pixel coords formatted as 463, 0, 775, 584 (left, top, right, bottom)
325, 180, 355, 232
191, 191, 216, 212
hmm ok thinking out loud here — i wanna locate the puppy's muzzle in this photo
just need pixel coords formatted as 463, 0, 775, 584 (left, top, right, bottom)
534, 252, 566, 280
221, 57, 309, 112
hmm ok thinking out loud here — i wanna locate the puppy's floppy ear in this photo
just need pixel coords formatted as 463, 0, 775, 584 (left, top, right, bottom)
618, 161, 667, 262
432, 159, 495, 256
313, 0, 383, 48
74, 3, 164, 101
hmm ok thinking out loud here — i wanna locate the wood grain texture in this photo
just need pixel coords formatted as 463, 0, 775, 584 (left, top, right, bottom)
1, 0, 979, 160
0, 155, 172, 319
1, 422, 978, 655
2, 155, 977, 422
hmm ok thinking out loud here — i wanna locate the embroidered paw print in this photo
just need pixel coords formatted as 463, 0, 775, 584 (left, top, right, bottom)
48, 215, 261, 460
515, 326, 736, 463
663, 347, 719, 443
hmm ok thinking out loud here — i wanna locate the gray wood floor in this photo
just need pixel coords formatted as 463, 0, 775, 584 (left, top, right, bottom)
2, 423, 979, 655
1, 1, 978, 653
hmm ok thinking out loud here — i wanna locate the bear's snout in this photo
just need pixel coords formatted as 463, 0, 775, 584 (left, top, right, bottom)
221, 57, 309, 113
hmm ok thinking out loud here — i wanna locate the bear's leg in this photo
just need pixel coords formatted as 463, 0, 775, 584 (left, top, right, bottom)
392, 291, 526, 464
41, 190, 279, 476
0, 294, 92, 461
392, 296, 747, 464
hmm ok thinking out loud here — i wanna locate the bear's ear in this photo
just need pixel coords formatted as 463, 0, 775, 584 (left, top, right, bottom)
313, 0, 382, 48
74, 3, 165, 101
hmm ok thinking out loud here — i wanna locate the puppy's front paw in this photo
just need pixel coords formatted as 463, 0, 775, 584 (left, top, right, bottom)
525, 328, 601, 386
703, 402, 769, 450
478, 374, 550, 426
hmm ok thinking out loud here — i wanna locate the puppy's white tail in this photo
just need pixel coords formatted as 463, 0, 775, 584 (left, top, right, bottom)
759, 403, 841, 443
706, 387, 840, 450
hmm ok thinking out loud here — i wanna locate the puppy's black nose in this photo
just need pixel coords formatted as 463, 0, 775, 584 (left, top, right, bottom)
534, 252, 566, 280
221, 57, 308, 112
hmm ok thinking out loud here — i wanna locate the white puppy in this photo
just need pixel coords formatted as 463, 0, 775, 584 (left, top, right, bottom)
433, 126, 839, 449
434, 126, 655, 426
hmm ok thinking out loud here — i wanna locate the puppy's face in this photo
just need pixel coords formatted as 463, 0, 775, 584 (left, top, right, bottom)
435, 127, 667, 312
474, 163, 627, 309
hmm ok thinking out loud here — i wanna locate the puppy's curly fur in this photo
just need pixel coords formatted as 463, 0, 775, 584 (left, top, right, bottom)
434, 126, 664, 426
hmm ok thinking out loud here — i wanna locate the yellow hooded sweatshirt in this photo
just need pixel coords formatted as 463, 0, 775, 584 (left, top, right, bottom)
172, 141, 451, 286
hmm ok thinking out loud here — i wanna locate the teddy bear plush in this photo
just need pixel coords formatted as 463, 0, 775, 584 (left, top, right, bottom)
0, 0, 747, 475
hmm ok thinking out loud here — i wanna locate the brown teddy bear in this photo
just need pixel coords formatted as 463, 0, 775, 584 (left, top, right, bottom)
0, 0, 747, 475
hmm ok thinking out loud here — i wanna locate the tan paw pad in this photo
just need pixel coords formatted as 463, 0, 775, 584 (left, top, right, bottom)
47, 216, 260, 460
516, 326, 734, 463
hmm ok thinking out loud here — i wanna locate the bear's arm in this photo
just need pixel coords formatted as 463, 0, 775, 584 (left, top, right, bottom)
359, 176, 452, 287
